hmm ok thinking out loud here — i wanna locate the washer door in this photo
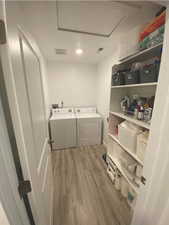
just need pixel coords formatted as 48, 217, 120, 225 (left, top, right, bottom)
50, 118, 77, 150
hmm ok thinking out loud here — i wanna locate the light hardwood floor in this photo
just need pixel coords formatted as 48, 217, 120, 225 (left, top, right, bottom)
52, 145, 132, 225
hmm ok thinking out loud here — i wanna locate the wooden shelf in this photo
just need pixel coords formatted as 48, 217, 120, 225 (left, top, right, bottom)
107, 154, 139, 194
108, 133, 143, 166
111, 82, 157, 89
119, 42, 163, 64
110, 111, 150, 130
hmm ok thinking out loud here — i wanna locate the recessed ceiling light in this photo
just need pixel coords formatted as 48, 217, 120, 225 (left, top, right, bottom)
76, 48, 83, 55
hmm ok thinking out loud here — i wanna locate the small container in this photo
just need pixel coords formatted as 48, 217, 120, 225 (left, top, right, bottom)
140, 64, 159, 83
124, 70, 140, 85
52, 104, 59, 109
144, 108, 152, 122
112, 70, 125, 86
134, 108, 138, 119
137, 106, 144, 120
137, 111, 144, 120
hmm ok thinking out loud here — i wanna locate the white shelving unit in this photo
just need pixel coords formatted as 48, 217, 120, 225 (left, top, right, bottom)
119, 42, 163, 64
110, 111, 150, 130
108, 133, 143, 166
107, 43, 162, 209
107, 154, 139, 194
111, 82, 157, 89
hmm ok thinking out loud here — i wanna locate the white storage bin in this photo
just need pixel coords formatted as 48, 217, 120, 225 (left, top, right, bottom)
121, 178, 129, 198
118, 121, 142, 153
107, 138, 123, 159
113, 141, 123, 159
119, 151, 135, 171
136, 131, 149, 161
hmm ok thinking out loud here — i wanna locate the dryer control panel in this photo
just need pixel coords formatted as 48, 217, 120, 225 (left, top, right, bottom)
52, 108, 74, 115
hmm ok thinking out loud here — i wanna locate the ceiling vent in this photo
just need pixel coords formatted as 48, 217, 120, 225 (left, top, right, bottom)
55, 48, 67, 55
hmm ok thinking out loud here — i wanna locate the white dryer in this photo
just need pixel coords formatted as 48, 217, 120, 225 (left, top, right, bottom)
75, 107, 102, 146
50, 108, 77, 150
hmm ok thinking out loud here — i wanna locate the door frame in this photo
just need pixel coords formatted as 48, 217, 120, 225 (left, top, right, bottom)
0, 1, 49, 225
132, 5, 169, 225
0, 46, 35, 225
17, 25, 53, 225
0, 93, 30, 225
0, 2, 36, 225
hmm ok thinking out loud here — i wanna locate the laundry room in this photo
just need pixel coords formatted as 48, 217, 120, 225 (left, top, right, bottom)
1, 1, 169, 225
45, 2, 166, 223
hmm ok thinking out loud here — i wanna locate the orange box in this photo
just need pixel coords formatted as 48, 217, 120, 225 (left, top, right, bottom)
139, 11, 166, 41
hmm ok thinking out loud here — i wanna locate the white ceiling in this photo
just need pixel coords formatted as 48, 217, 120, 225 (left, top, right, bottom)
19, 1, 162, 64
57, 1, 134, 36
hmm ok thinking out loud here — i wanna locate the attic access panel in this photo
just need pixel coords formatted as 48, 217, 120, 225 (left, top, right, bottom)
56, 1, 139, 37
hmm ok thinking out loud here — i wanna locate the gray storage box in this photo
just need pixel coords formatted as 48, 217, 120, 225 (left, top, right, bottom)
140, 64, 159, 83
124, 71, 140, 85
112, 70, 125, 86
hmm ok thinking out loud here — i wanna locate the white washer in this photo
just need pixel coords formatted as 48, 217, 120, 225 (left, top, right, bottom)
75, 107, 102, 146
50, 108, 77, 150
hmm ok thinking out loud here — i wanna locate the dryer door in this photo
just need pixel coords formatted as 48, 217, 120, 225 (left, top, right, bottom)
77, 118, 102, 146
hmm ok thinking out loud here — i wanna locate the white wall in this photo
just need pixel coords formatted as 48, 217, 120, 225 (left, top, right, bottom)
96, 49, 120, 144
47, 61, 98, 107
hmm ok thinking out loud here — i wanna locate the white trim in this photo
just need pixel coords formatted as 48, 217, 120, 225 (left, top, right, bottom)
111, 82, 157, 89
0, 96, 29, 225
0, 1, 31, 225
107, 154, 139, 194
37, 137, 48, 174
108, 133, 143, 165
42, 156, 49, 193
110, 111, 150, 130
